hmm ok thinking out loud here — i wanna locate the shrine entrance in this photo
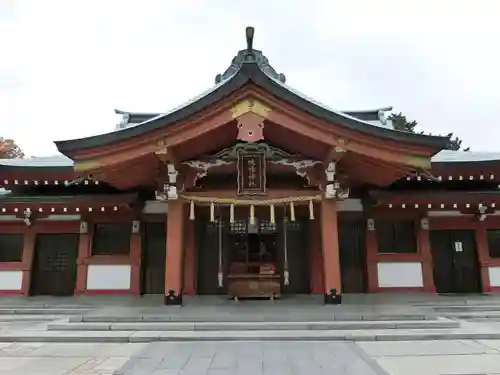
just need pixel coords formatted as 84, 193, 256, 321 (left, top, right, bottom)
195, 209, 311, 298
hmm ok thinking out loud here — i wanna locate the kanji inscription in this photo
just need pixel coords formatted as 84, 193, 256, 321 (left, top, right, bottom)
237, 151, 266, 195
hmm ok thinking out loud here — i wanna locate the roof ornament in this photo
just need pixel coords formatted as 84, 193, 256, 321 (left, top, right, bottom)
215, 26, 286, 85
246, 26, 254, 52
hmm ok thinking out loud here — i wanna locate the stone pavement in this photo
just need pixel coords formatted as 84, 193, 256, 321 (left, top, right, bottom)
2, 340, 500, 375
358, 339, 500, 375
0, 342, 147, 375
1, 294, 500, 373
115, 341, 389, 375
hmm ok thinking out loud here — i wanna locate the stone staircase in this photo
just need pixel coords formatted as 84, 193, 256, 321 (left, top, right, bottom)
2, 312, 493, 343
0, 297, 499, 343
429, 304, 500, 321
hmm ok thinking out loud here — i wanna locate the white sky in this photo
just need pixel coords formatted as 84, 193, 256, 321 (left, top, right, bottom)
1, 0, 499, 157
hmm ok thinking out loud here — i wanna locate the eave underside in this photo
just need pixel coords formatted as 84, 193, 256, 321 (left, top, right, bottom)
370, 190, 500, 210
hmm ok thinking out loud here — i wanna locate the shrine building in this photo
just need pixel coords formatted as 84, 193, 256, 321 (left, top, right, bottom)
1, 27, 500, 305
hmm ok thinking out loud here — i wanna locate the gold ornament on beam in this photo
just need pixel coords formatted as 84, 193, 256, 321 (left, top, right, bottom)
270, 204, 275, 225
210, 201, 215, 223
230, 203, 235, 224
309, 199, 314, 220
290, 202, 296, 222
189, 200, 195, 221
249, 204, 255, 225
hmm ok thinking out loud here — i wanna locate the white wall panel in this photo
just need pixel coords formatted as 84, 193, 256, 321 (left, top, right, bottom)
0, 270, 23, 290
377, 262, 424, 288
86, 265, 131, 290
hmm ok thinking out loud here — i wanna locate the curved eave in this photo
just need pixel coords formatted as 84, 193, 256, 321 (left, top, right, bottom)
55, 62, 449, 154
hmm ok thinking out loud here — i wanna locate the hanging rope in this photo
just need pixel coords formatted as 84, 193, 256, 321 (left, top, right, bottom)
229, 203, 235, 223
289, 202, 296, 222
249, 204, 255, 225
269, 204, 275, 224
179, 194, 322, 205
283, 206, 290, 286
210, 201, 215, 222
217, 206, 224, 288
189, 200, 195, 221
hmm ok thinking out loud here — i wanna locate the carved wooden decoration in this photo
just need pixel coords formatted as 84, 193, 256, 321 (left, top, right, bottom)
236, 112, 265, 143
180, 160, 234, 190
270, 159, 322, 187
230, 99, 271, 143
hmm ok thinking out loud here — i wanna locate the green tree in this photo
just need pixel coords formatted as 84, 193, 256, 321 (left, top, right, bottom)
388, 112, 469, 151
0, 137, 24, 159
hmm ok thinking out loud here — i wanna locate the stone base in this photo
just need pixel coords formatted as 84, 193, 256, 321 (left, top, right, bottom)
324, 291, 342, 305
164, 291, 182, 306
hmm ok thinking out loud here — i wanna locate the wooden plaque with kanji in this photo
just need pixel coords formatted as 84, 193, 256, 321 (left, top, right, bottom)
237, 150, 266, 195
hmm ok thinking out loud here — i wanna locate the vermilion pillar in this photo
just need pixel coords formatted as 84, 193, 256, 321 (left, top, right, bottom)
75, 227, 91, 295
164, 200, 185, 305
417, 220, 436, 293
320, 199, 342, 304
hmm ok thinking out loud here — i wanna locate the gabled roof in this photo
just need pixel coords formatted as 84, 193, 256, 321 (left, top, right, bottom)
54, 27, 449, 154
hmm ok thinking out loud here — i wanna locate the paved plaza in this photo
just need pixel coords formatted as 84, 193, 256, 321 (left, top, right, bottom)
1, 340, 500, 374
0, 294, 498, 374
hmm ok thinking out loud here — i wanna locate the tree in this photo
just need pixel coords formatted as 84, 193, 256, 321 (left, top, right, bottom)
0, 137, 24, 159
388, 112, 469, 151
389, 112, 418, 133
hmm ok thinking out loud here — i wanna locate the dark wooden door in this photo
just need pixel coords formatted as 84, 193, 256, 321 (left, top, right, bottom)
279, 218, 310, 294
141, 222, 166, 294
430, 230, 481, 294
30, 234, 79, 296
338, 216, 367, 293
197, 219, 229, 294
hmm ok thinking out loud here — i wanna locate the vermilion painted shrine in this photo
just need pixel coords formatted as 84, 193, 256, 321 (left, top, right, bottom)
1, 27, 500, 304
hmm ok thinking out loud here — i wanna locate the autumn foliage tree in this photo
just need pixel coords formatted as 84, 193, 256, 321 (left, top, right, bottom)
0, 137, 24, 159
388, 112, 470, 151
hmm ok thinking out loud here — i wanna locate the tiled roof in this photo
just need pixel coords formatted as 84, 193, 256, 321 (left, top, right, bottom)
0, 155, 74, 167
1, 150, 499, 169
431, 150, 500, 163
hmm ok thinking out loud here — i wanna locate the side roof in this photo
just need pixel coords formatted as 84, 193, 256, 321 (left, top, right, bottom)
54, 27, 449, 154
2, 151, 500, 169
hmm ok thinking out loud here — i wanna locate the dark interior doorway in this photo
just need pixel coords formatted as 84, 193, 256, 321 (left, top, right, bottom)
140, 222, 166, 294
30, 233, 79, 296
196, 215, 311, 295
338, 215, 367, 293
430, 229, 482, 294
197, 218, 229, 295
277, 218, 310, 294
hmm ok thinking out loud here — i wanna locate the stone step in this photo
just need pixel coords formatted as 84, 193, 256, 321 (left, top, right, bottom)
433, 305, 500, 312
0, 315, 64, 322
1, 328, 500, 343
72, 313, 433, 323
0, 308, 90, 315
47, 319, 459, 332
440, 311, 500, 319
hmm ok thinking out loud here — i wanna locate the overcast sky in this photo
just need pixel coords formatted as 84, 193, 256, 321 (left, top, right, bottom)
1, 0, 499, 157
